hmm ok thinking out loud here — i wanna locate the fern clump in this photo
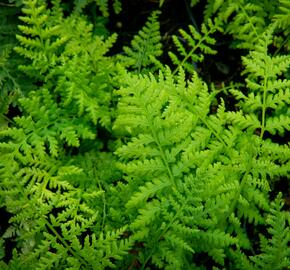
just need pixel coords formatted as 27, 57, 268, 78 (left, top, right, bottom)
1, 1, 130, 269
226, 27, 290, 189
113, 67, 280, 268
0, 0, 289, 269
194, 0, 289, 53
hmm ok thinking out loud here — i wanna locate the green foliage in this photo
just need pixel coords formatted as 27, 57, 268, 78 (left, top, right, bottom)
199, 0, 290, 52
231, 194, 290, 270
249, 195, 290, 270
113, 59, 288, 268
228, 26, 290, 137
169, 18, 223, 74
274, 0, 290, 50
0, 0, 289, 269
0, 46, 20, 129
275, 0, 290, 30
0, 5, 23, 129
15, 0, 65, 78
117, 11, 163, 73
0, 1, 129, 269
73, 0, 122, 17
113, 69, 240, 268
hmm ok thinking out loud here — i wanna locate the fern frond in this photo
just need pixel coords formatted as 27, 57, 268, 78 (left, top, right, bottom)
274, 0, 290, 43
77, 228, 132, 269
74, 0, 122, 17
169, 18, 222, 74
14, 0, 67, 78
228, 27, 290, 138
232, 194, 290, 270
113, 68, 270, 269
0, 89, 95, 162
118, 11, 162, 73
226, 2, 267, 49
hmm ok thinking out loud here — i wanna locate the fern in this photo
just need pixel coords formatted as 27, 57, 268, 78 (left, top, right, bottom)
0, 5, 24, 128
113, 68, 273, 269
0, 46, 21, 129
113, 69, 207, 268
1, 164, 131, 269
0, 1, 130, 268
54, 31, 117, 127
202, 0, 289, 52
14, 0, 118, 128
0, 89, 96, 161
207, 0, 267, 49
169, 18, 223, 74
74, 0, 122, 17
275, 0, 290, 30
227, 26, 290, 138
250, 195, 290, 269
0, 118, 131, 269
231, 194, 290, 270
1, 1, 289, 269
273, 0, 290, 51
117, 11, 163, 73
14, 0, 66, 79
113, 47, 289, 267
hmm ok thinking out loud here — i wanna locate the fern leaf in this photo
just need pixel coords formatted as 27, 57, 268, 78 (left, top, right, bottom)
228, 27, 290, 138
15, 0, 66, 78
118, 11, 162, 73
169, 18, 222, 74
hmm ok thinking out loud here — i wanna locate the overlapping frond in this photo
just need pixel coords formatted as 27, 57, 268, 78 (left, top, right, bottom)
0, 1, 289, 269
113, 68, 276, 269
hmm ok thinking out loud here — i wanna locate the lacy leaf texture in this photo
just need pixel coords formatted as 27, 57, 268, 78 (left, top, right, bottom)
0, 0, 289, 269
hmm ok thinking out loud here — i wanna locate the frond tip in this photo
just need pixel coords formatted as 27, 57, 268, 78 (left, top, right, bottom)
118, 11, 162, 73
169, 18, 222, 74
